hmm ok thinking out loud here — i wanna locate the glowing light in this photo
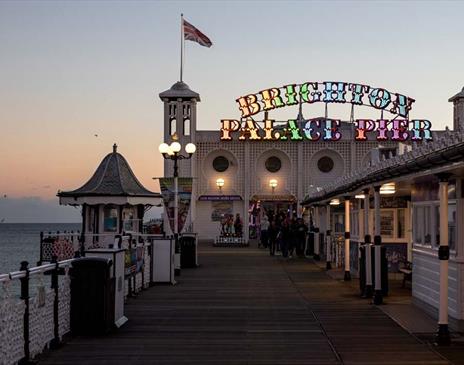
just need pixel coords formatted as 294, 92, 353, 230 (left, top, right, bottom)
185, 143, 196, 154
216, 178, 225, 188
329, 199, 340, 206
170, 142, 181, 153
269, 179, 278, 189
380, 182, 396, 195
158, 143, 169, 154
355, 194, 365, 199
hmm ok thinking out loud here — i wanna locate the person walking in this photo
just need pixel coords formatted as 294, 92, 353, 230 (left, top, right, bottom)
260, 215, 270, 249
280, 218, 291, 258
268, 220, 278, 256
295, 218, 308, 257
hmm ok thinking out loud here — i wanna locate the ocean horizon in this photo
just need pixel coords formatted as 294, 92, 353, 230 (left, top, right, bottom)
0, 223, 81, 274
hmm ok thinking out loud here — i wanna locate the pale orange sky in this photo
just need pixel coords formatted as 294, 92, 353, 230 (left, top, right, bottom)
1, 1, 464, 222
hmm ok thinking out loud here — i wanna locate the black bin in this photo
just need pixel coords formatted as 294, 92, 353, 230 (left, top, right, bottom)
180, 235, 197, 268
70, 257, 115, 335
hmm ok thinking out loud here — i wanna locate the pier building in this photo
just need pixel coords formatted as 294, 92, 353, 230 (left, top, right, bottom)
158, 81, 443, 243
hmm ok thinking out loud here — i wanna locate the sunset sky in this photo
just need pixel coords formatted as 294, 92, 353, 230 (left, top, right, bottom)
1, 0, 464, 222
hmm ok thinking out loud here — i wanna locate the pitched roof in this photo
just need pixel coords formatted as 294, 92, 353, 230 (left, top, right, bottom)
302, 130, 464, 205
159, 81, 200, 101
449, 87, 464, 102
58, 144, 160, 198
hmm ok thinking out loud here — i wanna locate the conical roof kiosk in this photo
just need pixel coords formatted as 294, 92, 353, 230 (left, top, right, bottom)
58, 144, 162, 249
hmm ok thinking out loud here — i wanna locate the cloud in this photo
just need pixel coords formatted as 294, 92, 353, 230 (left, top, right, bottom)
0, 197, 81, 223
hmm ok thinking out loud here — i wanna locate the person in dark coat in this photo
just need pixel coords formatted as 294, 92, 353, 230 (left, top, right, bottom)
280, 219, 291, 258
268, 220, 278, 256
295, 218, 308, 257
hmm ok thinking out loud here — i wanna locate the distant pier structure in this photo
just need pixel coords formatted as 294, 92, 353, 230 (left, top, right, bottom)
58, 144, 161, 250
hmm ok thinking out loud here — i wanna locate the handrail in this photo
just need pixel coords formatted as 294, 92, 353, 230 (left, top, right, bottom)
0, 258, 77, 283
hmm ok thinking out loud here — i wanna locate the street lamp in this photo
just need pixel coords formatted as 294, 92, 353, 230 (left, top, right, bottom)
159, 135, 196, 274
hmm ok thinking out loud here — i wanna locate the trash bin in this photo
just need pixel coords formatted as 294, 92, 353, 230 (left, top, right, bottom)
180, 234, 197, 268
70, 257, 115, 335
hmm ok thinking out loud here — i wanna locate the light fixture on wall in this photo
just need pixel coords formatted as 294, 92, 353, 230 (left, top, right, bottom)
355, 194, 365, 199
216, 178, 225, 192
380, 182, 396, 195
329, 198, 340, 206
269, 179, 278, 192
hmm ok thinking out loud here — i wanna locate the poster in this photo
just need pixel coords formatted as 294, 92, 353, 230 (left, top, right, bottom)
211, 201, 233, 221
159, 177, 193, 233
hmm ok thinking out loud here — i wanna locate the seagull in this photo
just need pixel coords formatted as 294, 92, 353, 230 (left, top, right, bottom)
94, 134, 98, 137
3, 194, 6, 198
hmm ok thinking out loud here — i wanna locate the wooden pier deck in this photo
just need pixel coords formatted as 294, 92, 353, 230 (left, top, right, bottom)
41, 244, 450, 364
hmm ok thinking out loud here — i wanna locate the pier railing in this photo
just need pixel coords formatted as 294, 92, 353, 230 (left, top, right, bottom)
0, 258, 74, 365
2, 233, 165, 364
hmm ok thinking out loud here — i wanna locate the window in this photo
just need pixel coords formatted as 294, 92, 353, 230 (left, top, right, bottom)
184, 118, 190, 136
317, 156, 334, 173
170, 119, 176, 136
213, 156, 229, 172
380, 210, 394, 238
380, 147, 396, 160
104, 206, 118, 232
265, 156, 282, 173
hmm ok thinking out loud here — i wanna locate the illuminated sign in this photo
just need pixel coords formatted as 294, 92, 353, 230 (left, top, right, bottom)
219, 81, 433, 142
236, 82, 414, 118
220, 118, 432, 141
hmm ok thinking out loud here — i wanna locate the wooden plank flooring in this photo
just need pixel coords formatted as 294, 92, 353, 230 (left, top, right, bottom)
40, 245, 450, 364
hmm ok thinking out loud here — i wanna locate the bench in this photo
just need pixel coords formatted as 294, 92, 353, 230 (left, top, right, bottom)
399, 262, 412, 288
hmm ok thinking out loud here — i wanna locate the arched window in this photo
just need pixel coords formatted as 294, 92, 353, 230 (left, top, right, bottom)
170, 119, 176, 136
184, 118, 190, 136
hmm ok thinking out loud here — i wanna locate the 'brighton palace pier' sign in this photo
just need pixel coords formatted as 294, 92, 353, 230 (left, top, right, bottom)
220, 81, 433, 142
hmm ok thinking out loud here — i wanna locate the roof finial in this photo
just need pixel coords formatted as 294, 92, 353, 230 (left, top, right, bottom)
113, 143, 118, 153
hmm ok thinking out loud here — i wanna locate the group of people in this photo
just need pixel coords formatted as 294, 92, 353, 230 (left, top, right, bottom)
220, 213, 243, 237
259, 212, 308, 258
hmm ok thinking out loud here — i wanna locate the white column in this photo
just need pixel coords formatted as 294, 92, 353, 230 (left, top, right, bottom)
373, 185, 383, 305
364, 189, 373, 297
326, 204, 332, 270
437, 174, 451, 345
344, 197, 351, 281
314, 206, 320, 260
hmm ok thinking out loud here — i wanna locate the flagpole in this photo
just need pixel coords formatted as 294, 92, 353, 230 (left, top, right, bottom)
180, 13, 184, 82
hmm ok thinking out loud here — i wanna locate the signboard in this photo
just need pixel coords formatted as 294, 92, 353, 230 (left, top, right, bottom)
219, 81, 433, 142
199, 195, 242, 201
159, 177, 193, 234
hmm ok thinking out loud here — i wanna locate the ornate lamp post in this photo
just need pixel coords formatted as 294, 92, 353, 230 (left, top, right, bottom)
159, 136, 196, 273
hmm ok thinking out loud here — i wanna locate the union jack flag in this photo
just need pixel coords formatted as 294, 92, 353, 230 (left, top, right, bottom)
183, 19, 213, 48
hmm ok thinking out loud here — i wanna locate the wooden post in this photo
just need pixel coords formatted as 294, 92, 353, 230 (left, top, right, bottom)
363, 188, 373, 298
313, 206, 320, 260
373, 185, 383, 305
436, 173, 451, 345
344, 196, 351, 281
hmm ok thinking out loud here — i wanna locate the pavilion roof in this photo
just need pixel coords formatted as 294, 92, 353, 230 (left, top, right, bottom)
58, 144, 160, 199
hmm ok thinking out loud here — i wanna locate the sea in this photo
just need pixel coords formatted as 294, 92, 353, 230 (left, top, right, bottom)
0, 223, 81, 274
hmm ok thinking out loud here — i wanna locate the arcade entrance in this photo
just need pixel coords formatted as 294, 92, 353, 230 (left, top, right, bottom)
249, 195, 297, 239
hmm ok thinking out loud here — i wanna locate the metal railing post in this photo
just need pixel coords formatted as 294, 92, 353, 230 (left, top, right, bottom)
50, 255, 61, 349
19, 261, 30, 365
